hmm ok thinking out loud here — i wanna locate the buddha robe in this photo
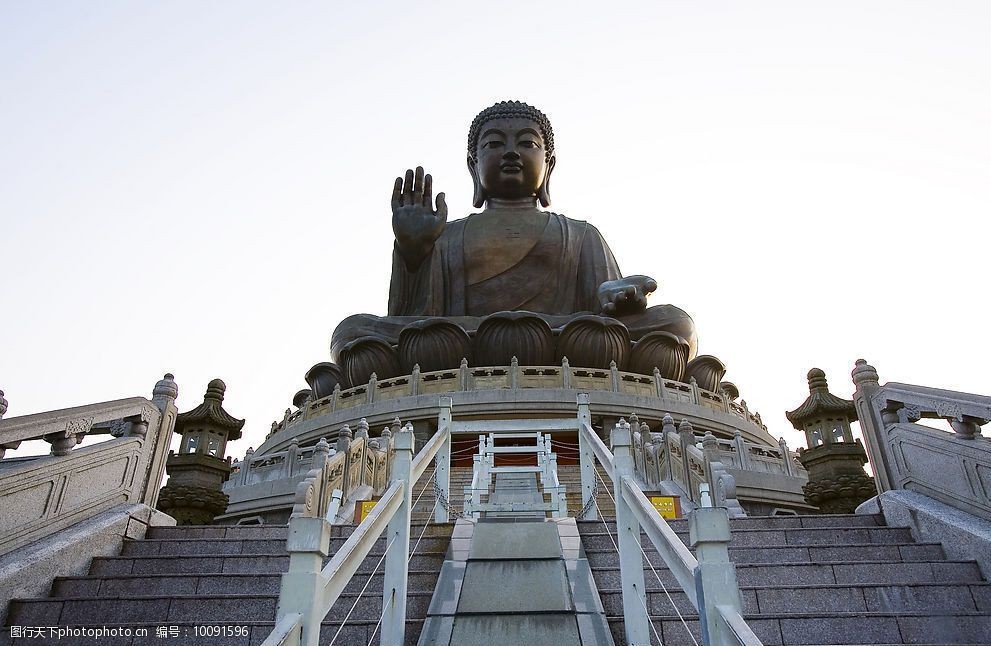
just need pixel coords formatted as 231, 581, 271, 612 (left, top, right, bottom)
330, 212, 696, 362
388, 212, 620, 317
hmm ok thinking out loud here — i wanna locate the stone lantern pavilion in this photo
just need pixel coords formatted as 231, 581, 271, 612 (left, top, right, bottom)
787, 368, 875, 514
157, 378, 245, 525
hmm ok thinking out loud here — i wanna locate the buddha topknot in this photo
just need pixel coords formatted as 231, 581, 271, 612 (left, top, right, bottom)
468, 100, 555, 162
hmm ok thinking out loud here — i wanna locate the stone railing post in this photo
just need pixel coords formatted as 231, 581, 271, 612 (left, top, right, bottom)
733, 430, 749, 469
577, 393, 597, 521
653, 367, 667, 399
610, 360, 620, 392
851, 359, 893, 492
510, 356, 520, 389
144, 373, 179, 507
435, 397, 452, 523
410, 364, 421, 396
690, 506, 745, 645
381, 424, 414, 646
562, 356, 572, 388
337, 425, 352, 493
366, 373, 377, 404
459, 358, 470, 391
657, 414, 673, 477
689, 376, 701, 405
286, 438, 300, 478
612, 419, 650, 646
778, 437, 795, 476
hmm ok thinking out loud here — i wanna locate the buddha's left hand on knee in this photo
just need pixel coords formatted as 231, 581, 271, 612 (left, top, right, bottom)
596, 275, 658, 315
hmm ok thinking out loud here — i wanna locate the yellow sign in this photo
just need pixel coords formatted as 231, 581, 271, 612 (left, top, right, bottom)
650, 495, 680, 519
359, 500, 377, 522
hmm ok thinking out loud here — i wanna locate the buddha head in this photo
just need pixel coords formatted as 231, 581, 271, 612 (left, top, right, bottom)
467, 100, 556, 208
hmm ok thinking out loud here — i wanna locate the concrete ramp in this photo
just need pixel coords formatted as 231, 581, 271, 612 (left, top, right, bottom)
419, 473, 613, 645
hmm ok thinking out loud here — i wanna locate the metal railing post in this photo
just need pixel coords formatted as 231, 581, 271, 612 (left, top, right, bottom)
380, 425, 414, 646
612, 419, 650, 646
690, 506, 745, 646
577, 393, 597, 521
435, 397, 452, 523
276, 515, 332, 646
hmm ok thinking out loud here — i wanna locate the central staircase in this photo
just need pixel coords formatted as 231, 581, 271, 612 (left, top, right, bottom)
4, 462, 990, 645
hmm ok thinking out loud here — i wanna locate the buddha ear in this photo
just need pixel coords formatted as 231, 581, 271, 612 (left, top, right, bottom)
468, 156, 485, 208
537, 154, 556, 207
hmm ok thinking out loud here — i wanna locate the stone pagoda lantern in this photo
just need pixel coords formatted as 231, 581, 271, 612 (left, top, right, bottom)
787, 368, 875, 514
157, 378, 245, 525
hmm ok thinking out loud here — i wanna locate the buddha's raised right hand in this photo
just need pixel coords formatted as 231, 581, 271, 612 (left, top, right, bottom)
392, 166, 448, 270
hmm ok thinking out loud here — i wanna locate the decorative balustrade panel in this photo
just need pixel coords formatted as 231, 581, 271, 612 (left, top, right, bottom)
345, 438, 365, 497
667, 433, 687, 492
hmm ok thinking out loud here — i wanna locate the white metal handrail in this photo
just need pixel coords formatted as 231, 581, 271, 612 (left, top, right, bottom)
621, 475, 698, 597
577, 394, 763, 646
265, 399, 456, 646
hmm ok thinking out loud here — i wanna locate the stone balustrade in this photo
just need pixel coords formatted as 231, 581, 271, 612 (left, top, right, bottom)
0, 375, 178, 556
222, 418, 397, 525
273, 358, 768, 438
852, 359, 991, 521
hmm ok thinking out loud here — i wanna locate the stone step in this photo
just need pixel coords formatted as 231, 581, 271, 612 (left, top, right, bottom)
50, 570, 443, 598
585, 542, 946, 566
607, 611, 991, 645
3, 619, 428, 645
578, 513, 885, 530
589, 559, 984, 587
7, 591, 434, 626
595, 582, 991, 616
119, 534, 451, 557
88, 551, 447, 576
145, 522, 454, 541
578, 525, 915, 548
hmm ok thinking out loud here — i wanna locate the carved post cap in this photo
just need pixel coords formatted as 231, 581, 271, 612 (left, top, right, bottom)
340, 424, 353, 439
315, 437, 330, 454
0, 389, 7, 419
689, 507, 733, 547
394, 424, 415, 451
611, 419, 632, 446
153, 373, 178, 401
852, 359, 879, 386
577, 392, 590, 406
678, 419, 694, 433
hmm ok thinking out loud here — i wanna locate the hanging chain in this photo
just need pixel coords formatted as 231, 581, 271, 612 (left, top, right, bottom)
575, 480, 599, 520
431, 472, 469, 519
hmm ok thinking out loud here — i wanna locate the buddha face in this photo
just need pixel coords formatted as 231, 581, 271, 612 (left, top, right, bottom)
470, 117, 555, 206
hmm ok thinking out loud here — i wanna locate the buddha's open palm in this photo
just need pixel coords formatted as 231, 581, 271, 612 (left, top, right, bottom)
392, 166, 447, 268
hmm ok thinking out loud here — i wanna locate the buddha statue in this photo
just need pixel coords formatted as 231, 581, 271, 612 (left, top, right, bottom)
314, 101, 712, 394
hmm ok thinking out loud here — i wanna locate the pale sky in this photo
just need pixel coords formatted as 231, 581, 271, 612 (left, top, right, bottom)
2, 1, 989, 458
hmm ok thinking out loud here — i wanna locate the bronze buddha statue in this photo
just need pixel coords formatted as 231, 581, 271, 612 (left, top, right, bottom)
312, 101, 712, 395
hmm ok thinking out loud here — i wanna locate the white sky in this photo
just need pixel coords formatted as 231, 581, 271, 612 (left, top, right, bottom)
2, 1, 989, 457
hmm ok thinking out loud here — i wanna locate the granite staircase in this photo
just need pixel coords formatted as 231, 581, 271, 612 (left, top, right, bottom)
4, 521, 455, 645
579, 513, 991, 645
